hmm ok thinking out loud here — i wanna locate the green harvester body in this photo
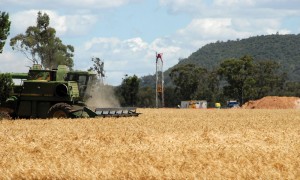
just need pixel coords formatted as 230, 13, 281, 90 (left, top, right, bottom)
0, 64, 139, 119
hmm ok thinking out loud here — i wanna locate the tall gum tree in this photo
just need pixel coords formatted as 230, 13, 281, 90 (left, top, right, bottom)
218, 55, 256, 104
10, 11, 74, 69
117, 75, 140, 106
170, 64, 209, 100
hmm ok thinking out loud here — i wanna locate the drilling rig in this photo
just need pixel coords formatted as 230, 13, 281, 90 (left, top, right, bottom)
155, 53, 164, 108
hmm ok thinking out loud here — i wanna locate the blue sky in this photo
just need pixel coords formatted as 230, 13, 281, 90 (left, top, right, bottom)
1, 0, 300, 85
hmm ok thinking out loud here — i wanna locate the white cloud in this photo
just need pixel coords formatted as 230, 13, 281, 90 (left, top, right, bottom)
84, 37, 148, 58
159, 0, 207, 14
62, 0, 141, 9
10, 10, 36, 34
213, 0, 255, 7
0, 0, 142, 10
78, 36, 189, 85
160, 0, 300, 12
178, 18, 233, 37
10, 10, 97, 37
159, 0, 300, 19
176, 18, 250, 44
0, 49, 31, 73
175, 17, 291, 47
123, 38, 148, 52
54, 14, 97, 36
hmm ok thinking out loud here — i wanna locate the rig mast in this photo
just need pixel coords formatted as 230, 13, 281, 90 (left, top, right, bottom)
155, 52, 164, 108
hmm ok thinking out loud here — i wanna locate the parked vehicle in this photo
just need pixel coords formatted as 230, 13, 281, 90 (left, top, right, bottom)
227, 100, 240, 108
180, 100, 207, 109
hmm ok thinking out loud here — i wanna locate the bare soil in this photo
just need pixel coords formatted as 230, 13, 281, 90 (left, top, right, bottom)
243, 96, 300, 109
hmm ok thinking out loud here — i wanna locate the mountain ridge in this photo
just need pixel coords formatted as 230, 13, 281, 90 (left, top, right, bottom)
178, 34, 300, 80
141, 34, 300, 87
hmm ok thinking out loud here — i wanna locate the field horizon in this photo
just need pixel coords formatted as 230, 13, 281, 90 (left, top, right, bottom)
0, 108, 299, 179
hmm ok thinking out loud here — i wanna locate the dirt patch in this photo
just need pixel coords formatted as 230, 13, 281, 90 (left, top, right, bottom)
243, 96, 300, 109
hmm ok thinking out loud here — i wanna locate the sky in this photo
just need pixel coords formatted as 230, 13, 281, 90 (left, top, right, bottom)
1, 0, 300, 85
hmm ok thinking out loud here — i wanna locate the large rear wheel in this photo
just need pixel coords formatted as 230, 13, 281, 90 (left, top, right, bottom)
48, 103, 72, 118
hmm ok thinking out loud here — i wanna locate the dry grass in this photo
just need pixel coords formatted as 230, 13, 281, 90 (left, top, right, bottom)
0, 109, 299, 179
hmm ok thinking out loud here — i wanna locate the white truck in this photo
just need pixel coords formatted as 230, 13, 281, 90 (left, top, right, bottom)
180, 100, 207, 109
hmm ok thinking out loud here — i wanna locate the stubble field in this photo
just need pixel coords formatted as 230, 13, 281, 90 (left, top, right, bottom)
0, 108, 299, 179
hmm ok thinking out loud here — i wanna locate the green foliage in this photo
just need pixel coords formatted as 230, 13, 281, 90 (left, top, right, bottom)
201, 70, 223, 104
0, 73, 14, 101
181, 34, 300, 82
169, 64, 221, 104
140, 74, 156, 88
170, 64, 207, 100
253, 61, 286, 98
10, 11, 74, 69
283, 82, 300, 97
218, 55, 256, 104
0, 11, 11, 53
217, 55, 288, 104
117, 75, 140, 106
137, 86, 155, 107
89, 57, 105, 78
164, 86, 181, 107
139, 55, 296, 107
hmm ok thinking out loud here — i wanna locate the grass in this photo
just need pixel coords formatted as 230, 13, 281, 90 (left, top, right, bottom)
0, 109, 299, 179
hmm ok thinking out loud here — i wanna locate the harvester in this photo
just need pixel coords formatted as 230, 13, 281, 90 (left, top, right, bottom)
0, 64, 140, 119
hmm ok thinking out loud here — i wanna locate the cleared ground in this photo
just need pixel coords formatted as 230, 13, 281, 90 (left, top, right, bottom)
0, 109, 299, 179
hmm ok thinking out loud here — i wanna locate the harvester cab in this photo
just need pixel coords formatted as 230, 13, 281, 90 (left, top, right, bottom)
0, 64, 140, 119
65, 70, 97, 99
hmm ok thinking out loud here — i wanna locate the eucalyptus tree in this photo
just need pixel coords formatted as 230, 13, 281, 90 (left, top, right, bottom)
10, 11, 74, 69
117, 75, 140, 106
218, 55, 256, 104
170, 64, 209, 100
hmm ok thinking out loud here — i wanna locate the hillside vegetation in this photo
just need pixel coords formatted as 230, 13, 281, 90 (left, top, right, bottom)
178, 34, 300, 81
138, 34, 300, 107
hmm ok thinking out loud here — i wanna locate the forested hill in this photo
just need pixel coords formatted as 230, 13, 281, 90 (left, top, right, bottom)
177, 34, 300, 81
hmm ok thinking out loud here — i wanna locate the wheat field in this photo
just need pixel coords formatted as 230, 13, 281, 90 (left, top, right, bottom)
0, 109, 299, 179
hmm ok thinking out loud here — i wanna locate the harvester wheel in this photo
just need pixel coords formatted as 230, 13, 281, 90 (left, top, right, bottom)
0, 111, 12, 120
48, 103, 72, 119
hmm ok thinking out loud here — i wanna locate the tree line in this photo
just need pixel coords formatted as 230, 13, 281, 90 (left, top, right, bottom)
117, 55, 299, 108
